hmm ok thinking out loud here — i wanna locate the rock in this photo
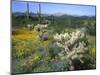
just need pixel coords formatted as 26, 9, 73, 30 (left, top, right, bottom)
40, 32, 51, 41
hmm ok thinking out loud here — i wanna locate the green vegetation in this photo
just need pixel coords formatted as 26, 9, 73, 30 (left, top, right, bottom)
12, 13, 96, 74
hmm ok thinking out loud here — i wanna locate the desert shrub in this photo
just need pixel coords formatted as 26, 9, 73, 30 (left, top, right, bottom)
32, 62, 52, 72
12, 25, 96, 73
73, 47, 96, 70
83, 46, 96, 69
47, 43, 61, 59
12, 28, 41, 60
14, 54, 41, 73
12, 40, 36, 60
51, 60, 69, 71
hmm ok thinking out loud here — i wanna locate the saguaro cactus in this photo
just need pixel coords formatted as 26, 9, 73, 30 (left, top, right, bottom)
26, 2, 29, 22
38, 3, 41, 24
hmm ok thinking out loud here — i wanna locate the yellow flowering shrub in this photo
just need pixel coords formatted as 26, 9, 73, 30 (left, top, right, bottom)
12, 28, 41, 59
12, 28, 39, 42
89, 47, 96, 56
39, 40, 51, 47
13, 40, 35, 59
31, 54, 40, 63
12, 28, 53, 60
14, 54, 41, 73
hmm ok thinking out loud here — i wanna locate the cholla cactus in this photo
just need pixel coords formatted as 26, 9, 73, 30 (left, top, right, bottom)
34, 24, 49, 32
27, 24, 34, 31
54, 28, 88, 70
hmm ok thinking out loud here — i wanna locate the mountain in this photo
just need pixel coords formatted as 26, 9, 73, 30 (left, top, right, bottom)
53, 12, 66, 16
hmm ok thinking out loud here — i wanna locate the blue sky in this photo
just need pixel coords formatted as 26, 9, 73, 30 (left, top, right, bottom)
12, 1, 96, 16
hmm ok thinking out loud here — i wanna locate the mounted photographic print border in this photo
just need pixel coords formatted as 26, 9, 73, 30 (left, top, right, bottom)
11, 0, 96, 74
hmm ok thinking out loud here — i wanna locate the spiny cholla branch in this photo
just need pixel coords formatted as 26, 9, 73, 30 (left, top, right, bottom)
54, 28, 88, 70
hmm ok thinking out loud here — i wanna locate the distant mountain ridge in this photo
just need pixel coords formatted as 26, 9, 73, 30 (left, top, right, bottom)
12, 12, 95, 17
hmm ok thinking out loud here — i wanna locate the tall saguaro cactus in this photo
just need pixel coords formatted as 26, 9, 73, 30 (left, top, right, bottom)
38, 3, 41, 24
26, 2, 29, 23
